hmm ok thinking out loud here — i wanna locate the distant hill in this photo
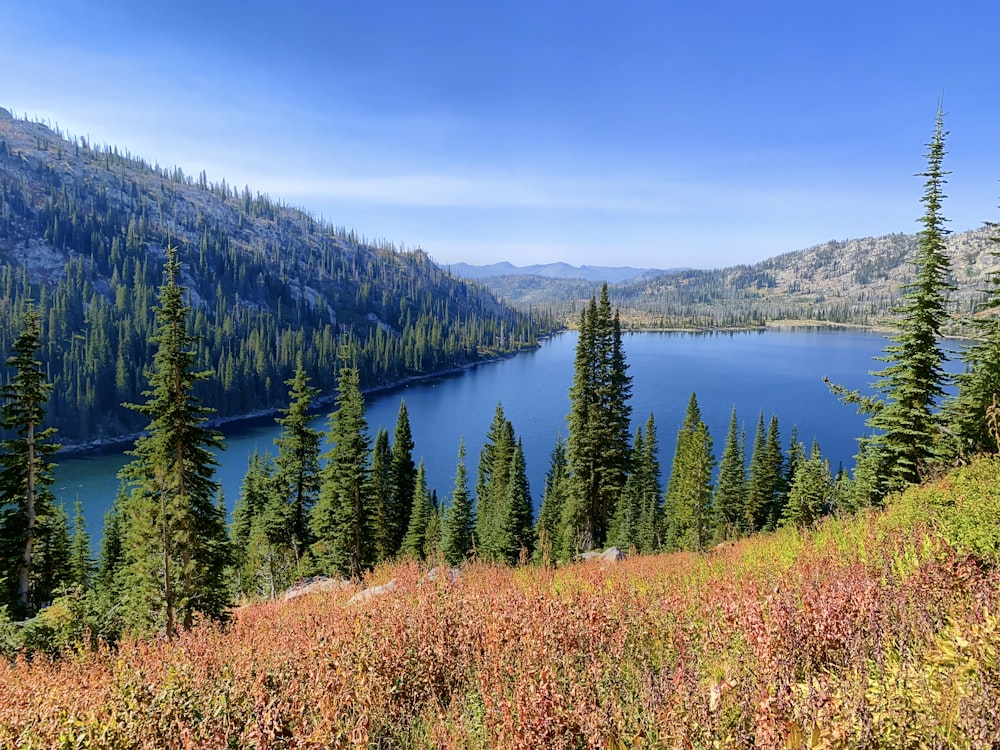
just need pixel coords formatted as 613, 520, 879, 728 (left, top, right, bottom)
478, 229, 1000, 331
448, 261, 674, 283
0, 111, 551, 445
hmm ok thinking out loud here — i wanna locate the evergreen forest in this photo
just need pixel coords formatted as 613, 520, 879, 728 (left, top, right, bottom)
0, 113, 551, 445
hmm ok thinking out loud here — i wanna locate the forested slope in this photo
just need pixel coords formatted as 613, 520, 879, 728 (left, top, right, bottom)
0, 110, 551, 444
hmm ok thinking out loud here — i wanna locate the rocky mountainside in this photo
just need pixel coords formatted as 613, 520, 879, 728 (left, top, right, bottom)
0, 111, 550, 444
481, 227, 999, 330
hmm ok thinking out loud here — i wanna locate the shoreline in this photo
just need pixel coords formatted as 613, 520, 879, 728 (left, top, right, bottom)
55, 341, 550, 458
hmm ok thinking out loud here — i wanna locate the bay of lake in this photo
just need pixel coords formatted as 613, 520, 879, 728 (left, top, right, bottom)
56, 328, 953, 544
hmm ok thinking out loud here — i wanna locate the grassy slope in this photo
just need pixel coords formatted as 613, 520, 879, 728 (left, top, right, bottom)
4, 457, 1000, 748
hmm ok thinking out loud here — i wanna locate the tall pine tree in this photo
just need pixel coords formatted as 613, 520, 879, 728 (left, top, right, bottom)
0, 304, 63, 616
272, 363, 322, 566
860, 107, 955, 497
311, 346, 372, 578
388, 400, 416, 555
441, 439, 475, 566
563, 284, 632, 553
663, 393, 714, 552
713, 407, 746, 541
117, 246, 230, 636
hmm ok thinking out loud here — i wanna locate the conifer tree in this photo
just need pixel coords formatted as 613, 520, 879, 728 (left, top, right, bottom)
948, 207, 1000, 456
781, 442, 833, 529
534, 436, 569, 563
311, 347, 372, 578
563, 284, 633, 553
95, 489, 126, 597
388, 400, 416, 554
713, 407, 746, 541
272, 363, 321, 564
475, 403, 515, 561
663, 393, 715, 552
117, 246, 230, 636
497, 440, 534, 564
441, 439, 475, 566
862, 108, 954, 495
0, 304, 62, 615
231, 449, 298, 598
369, 428, 395, 561
608, 427, 645, 552
401, 461, 433, 559
67, 499, 94, 592
634, 414, 663, 554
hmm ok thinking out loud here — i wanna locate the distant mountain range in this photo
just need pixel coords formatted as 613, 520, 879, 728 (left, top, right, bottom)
447, 261, 679, 284
470, 228, 1000, 331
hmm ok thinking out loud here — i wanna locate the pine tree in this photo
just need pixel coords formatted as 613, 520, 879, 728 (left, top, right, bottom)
864, 108, 955, 495
441, 439, 475, 566
0, 304, 62, 616
781, 442, 833, 529
117, 246, 230, 636
608, 427, 645, 552
745, 412, 784, 532
67, 499, 94, 592
948, 208, 1000, 457
634, 414, 663, 555
311, 348, 372, 578
475, 403, 515, 561
534, 435, 569, 563
388, 400, 416, 555
272, 363, 321, 565
369, 428, 395, 562
497, 440, 534, 564
663, 393, 715, 552
713, 406, 746, 541
563, 284, 633, 553
401, 461, 433, 560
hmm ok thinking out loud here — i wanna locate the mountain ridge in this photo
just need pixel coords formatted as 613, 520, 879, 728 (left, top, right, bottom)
446, 261, 678, 283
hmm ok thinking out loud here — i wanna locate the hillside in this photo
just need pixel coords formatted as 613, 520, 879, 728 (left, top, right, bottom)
5, 455, 1000, 747
0, 111, 552, 445
482, 228, 1000, 330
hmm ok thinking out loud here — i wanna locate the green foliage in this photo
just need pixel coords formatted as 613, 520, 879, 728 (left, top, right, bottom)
663, 393, 715, 552
400, 462, 434, 560
713, 407, 746, 541
369, 427, 395, 562
534, 436, 568, 563
475, 403, 516, 562
865, 108, 955, 495
563, 284, 633, 552
885, 455, 1000, 564
441, 440, 475, 566
496, 441, 534, 564
271, 363, 322, 563
0, 304, 64, 617
947, 211, 1000, 458
116, 246, 231, 636
780, 442, 834, 529
310, 350, 372, 578
388, 400, 417, 556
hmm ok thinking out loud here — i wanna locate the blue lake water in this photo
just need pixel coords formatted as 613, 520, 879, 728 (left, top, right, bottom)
55, 328, 956, 544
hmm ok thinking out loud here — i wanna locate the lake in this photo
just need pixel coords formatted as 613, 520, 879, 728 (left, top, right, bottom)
55, 327, 952, 544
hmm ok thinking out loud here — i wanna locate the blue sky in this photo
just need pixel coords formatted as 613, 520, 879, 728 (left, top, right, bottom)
2, 1, 999, 269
